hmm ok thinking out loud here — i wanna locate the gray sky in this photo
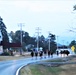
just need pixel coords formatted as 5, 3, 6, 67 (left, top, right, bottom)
0, 0, 76, 44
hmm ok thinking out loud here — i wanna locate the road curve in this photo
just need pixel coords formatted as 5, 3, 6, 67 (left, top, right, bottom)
0, 55, 62, 75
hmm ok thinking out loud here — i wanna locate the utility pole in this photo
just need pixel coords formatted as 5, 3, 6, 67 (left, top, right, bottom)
56, 36, 59, 50
18, 23, 24, 55
48, 32, 51, 51
35, 27, 41, 51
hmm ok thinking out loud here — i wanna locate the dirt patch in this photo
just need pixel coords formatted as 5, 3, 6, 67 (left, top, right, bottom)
0, 52, 31, 61
59, 64, 76, 75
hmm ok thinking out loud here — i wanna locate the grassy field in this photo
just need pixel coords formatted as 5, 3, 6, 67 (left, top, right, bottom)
0, 56, 26, 61
20, 64, 76, 75
20, 56, 76, 75
0, 52, 31, 61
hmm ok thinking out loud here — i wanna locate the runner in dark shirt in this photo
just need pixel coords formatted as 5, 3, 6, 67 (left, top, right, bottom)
31, 50, 34, 60
35, 50, 38, 60
44, 50, 47, 58
48, 50, 51, 58
39, 51, 43, 59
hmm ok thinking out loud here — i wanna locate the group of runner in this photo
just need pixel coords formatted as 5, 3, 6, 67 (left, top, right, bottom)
30, 49, 70, 59
31, 49, 54, 59
60, 50, 70, 56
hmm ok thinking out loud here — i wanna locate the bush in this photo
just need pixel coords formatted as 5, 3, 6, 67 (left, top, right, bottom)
0, 52, 10, 56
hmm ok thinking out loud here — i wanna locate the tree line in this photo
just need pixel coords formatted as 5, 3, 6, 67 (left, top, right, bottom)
8, 30, 57, 53
0, 17, 57, 53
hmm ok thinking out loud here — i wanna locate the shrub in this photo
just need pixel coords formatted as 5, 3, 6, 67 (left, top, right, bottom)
0, 52, 10, 56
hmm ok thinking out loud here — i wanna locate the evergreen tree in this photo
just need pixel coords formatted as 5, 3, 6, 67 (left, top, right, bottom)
69, 40, 76, 47
0, 17, 9, 49
73, 5, 76, 10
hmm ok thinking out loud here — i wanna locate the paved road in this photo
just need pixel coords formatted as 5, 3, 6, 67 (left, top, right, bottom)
0, 55, 66, 75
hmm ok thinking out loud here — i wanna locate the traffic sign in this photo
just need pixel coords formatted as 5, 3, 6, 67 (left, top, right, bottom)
71, 46, 75, 52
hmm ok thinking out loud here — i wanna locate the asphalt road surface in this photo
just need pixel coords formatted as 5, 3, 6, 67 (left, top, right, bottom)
0, 55, 65, 75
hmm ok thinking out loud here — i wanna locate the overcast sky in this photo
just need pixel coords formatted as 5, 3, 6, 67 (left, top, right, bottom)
0, 0, 76, 44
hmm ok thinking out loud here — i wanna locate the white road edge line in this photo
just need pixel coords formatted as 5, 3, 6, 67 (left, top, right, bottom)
16, 64, 28, 75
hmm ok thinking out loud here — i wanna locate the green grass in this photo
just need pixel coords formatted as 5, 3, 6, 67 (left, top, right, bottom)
47, 66, 63, 75
30, 65, 45, 75
30, 65, 63, 75
45, 58, 65, 62
20, 64, 63, 75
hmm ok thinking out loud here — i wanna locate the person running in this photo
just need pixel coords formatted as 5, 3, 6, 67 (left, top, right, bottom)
56, 51, 59, 56
31, 50, 34, 60
44, 50, 47, 58
50, 51, 53, 58
39, 50, 43, 59
48, 50, 51, 58
35, 50, 38, 60
60, 50, 63, 57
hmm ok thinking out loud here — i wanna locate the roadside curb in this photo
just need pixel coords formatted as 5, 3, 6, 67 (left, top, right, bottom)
16, 65, 23, 75
16, 64, 29, 75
